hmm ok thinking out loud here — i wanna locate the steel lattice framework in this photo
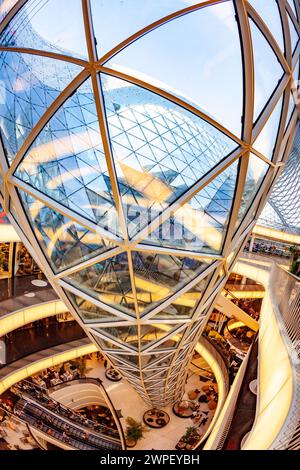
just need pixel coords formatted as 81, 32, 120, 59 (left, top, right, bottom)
259, 124, 300, 234
0, 0, 299, 407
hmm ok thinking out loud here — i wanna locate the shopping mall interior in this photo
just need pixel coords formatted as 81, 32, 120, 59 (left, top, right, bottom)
0, 0, 299, 454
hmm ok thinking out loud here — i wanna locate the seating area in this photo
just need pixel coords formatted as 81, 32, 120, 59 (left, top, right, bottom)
30, 361, 81, 389
174, 382, 218, 450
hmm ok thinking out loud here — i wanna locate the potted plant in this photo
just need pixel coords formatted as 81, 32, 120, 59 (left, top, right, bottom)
289, 245, 300, 275
125, 417, 146, 448
182, 426, 200, 448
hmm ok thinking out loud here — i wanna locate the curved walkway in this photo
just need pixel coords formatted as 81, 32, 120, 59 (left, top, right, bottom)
234, 256, 295, 450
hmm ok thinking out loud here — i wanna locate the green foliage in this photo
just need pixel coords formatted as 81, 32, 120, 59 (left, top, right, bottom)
125, 417, 146, 442
182, 426, 199, 444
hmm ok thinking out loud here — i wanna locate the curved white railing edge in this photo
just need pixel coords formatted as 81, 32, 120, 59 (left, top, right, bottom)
240, 262, 296, 450
202, 343, 253, 450
266, 265, 300, 450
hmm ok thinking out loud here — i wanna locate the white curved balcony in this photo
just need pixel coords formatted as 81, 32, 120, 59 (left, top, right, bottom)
204, 254, 299, 450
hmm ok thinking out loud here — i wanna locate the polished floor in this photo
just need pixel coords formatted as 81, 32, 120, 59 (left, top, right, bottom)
0, 275, 58, 317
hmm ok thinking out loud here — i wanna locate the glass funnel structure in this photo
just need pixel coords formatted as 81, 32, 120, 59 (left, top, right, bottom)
0, 0, 299, 406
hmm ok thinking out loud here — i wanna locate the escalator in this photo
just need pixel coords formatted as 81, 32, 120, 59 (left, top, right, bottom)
11, 384, 122, 451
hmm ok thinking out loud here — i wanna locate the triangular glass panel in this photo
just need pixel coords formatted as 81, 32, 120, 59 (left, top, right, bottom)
142, 161, 238, 254
121, 369, 141, 379
293, 59, 299, 88
110, 355, 139, 371
131, 251, 213, 314
249, 0, 284, 52
101, 73, 237, 238
94, 325, 139, 350
149, 328, 185, 351
67, 292, 122, 323
236, 153, 269, 225
0, 0, 18, 22
169, 364, 185, 379
176, 348, 190, 363
0, 51, 81, 163
105, 1, 243, 137
18, 190, 115, 273
143, 354, 174, 371
15, 78, 121, 237
253, 95, 283, 160
92, 335, 123, 351
118, 354, 140, 367
90, 0, 201, 58
143, 369, 167, 382
0, 0, 88, 58
145, 379, 167, 391
288, 12, 300, 53
250, 18, 284, 122
65, 252, 136, 315
285, 92, 296, 131
150, 274, 211, 321
139, 324, 180, 350
93, 324, 178, 352
258, 202, 286, 230
140, 352, 173, 368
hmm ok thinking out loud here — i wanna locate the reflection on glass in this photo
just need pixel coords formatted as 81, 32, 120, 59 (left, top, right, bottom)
19, 190, 114, 273
140, 352, 173, 368
285, 92, 295, 131
293, 59, 299, 85
143, 354, 174, 370
68, 293, 121, 323
93, 335, 123, 350
250, 18, 284, 122
132, 251, 212, 314
143, 162, 238, 254
15, 78, 121, 237
0, 0, 18, 22
237, 153, 269, 224
249, 0, 284, 51
93, 323, 179, 351
101, 73, 237, 238
0, 0, 88, 58
66, 252, 135, 314
253, 95, 283, 160
288, 12, 300, 53
106, 2, 243, 136
91, 0, 200, 57
150, 329, 184, 350
152, 274, 209, 320
0, 51, 81, 162
95, 325, 139, 349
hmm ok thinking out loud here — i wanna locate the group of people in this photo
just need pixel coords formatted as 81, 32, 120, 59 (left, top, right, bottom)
11, 380, 118, 438
191, 405, 209, 427
31, 363, 80, 389
231, 298, 259, 321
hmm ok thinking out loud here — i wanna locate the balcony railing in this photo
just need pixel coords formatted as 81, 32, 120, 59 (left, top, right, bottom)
268, 265, 300, 450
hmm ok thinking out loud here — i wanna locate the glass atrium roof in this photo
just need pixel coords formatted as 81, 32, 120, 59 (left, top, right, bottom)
0, 0, 299, 406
